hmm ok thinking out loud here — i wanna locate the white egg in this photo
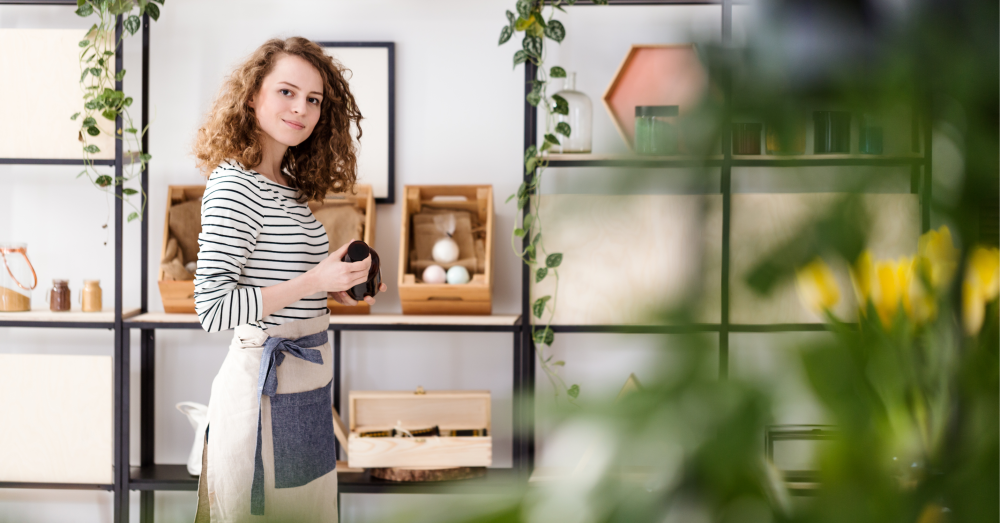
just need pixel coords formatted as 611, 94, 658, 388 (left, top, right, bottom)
446, 265, 470, 285
432, 237, 460, 263
422, 265, 447, 284
185, 261, 197, 274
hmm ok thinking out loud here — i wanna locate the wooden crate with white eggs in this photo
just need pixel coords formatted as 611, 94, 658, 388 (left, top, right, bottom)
398, 185, 494, 315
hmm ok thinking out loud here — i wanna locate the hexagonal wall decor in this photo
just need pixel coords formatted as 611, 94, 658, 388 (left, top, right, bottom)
602, 44, 709, 151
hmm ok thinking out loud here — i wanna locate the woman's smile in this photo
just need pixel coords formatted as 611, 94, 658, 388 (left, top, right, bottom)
282, 118, 306, 130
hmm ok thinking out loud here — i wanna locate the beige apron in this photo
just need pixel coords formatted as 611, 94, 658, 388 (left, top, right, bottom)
198, 314, 338, 523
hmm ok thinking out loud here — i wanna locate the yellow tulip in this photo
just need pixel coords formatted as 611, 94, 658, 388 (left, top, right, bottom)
916, 226, 959, 291
962, 246, 1000, 335
796, 257, 840, 315
851, 250, 875, 306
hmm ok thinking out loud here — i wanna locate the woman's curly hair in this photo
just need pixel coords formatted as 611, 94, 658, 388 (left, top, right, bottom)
194, 37, 362, 201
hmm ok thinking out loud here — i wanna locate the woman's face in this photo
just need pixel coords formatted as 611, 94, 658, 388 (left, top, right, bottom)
248, 53, 324, 147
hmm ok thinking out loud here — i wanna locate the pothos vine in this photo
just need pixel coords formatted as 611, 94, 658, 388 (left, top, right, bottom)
71, 0, 164, 228
499, 0, 607, 403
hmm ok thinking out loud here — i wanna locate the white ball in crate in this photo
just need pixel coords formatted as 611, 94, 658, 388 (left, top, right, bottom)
432, 237, 460, 263
185, 261, 197, 274
422, 265, 447, 284
446, 266, 470, 285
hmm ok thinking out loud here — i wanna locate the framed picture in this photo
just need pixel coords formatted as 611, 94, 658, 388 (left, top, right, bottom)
318, 42, 395, 204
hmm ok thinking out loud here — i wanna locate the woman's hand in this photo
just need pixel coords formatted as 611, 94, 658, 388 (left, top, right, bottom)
309, 242, 371, 293
328, 281, 388, 307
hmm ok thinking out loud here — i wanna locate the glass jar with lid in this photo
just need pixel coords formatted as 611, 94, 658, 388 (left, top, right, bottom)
634, 106, 679, 155
550, 72, 593, 154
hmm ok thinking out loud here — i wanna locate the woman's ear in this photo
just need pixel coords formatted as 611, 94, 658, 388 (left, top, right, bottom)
247, 95, 256, 109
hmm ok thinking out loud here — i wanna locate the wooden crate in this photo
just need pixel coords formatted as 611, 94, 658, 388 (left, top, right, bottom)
158, 185, 205, 314
308, 184, 376, 315
347, 389, 492, 469
398, 185, 494, 315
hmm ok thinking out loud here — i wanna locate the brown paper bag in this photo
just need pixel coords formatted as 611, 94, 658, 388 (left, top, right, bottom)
168, 199, 202, 265
312, 203, 365, 253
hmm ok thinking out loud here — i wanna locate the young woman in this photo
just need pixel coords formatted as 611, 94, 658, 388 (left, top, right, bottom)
191, 37, 385, 522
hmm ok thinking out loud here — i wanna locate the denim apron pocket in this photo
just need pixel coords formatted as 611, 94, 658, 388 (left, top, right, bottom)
270, 379, 337, 489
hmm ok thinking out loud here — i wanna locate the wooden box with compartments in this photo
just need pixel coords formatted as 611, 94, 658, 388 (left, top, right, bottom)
346, 388, 492, 469
398, 185, 494, 315
308, 184, 376, 315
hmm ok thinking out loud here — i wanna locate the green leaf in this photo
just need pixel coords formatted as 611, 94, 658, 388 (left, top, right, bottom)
552, 94, 569, 115
531, 12, 546, 28
517, 194, 529, 211
82, 116, 96, 126
506, 193, 516, 203
544, 133, 560, 145
140, 153, 152, 162
116, 70, 127, 81
78, 39, 90, 48
525, 157, 537, 173
514, 227, 526, 237
532, 232, 541, 246
103, 50, 114, 56
529, 22, 544, 38
513, 50, 528, 68
544, 20, 566, 42
555, 121, 571, 137
516, 0, 532, 19
506, 10, 516, 27
522, 35, 543, 57
84, 99, 101, 110
526, 92, 541, 106
70, 112, 81, 121
523, 214, 534, 231
127, 212, 139, 223
146, 2, 160, 20
535, 267, 548, 283
124, 15, 140, 34
525, 244, 536, 261
533, 296, 551, 318
550, 66, 567, 78
499, 25, 513, 45
123, 96, 133, 106
517, 181, 528, 198
524, 145, 537, 163
568, 384, 580, 398
89, 67, 101, 77
125, 127, 137, 134
539, 141, 552, 152
546, 253, 563, 268
514, 17, 534, 32
151, 0, 164, 4
533, 327, 554, 346
80, 69, 89, 82
75, 3, 93, 16
102, 109, 117, 121
86, 126, 100, 136
95, 174, 112, 186
83, 144, 100, 153
123, 188, 138, 195
77, 170, 87, 178
552, 361, 565, 367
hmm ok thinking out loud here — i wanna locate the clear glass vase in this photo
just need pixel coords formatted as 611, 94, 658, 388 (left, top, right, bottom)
551, 72, 592, 154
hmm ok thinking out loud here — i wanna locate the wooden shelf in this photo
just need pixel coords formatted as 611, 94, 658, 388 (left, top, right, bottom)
125, 313, 521, 332
538, 153, 923, 168
0, 308, 140, 328
544, 153, 723, 168
130, 464, 522, 494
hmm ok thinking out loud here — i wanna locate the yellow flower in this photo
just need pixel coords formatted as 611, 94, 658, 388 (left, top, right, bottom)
852, 252, 915, 327
796, 257, 840, 315
962, 246, 1000, 335
916, 226, 959, 291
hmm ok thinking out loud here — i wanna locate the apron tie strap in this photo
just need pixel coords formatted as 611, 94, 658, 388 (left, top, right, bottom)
251, 330, 328, 515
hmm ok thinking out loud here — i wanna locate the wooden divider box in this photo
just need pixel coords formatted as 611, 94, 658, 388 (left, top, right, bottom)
159, 184, 376, 315
308, 184, 376, 315
347, 390, 492, 469
398, 185, 494, 315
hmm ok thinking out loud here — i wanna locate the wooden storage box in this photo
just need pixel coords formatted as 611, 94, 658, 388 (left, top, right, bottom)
347, 390, 492, 469
308, 184, 376, 315
159, 184, 376, 315
398, 185, 494, 315
159, 185, 205, 314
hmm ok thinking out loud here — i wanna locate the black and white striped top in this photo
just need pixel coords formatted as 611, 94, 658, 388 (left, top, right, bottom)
194, 160, 329, 333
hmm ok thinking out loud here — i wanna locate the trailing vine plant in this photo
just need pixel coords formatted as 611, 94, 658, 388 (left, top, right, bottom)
71, 0, 164, 226
499, 0, 606, 403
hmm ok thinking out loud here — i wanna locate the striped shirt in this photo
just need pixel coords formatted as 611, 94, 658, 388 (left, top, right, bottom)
194, 160, 329, 333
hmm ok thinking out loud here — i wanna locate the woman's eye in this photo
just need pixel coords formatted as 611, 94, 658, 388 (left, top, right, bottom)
279, 89, 292, 96
308, 98, 320, 105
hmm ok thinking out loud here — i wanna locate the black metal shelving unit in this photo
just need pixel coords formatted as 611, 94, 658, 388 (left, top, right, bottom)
522, 0, 931, 486
0, 2, 149, 522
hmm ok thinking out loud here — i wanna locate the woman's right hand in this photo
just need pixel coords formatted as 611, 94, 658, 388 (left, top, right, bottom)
308, 242, 371, 293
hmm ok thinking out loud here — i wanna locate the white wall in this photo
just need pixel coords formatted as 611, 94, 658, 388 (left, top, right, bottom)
0, 2, 801, 522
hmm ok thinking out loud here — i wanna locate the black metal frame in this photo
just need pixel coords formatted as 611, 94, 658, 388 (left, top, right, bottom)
0, 0, 932, 521
316, 41, 396, 204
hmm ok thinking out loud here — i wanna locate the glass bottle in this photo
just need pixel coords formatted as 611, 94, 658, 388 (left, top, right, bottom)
81, 279, 103, 312
551, 72, 592, 154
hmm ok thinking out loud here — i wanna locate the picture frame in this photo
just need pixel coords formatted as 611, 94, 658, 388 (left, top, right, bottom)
318, 42, 395, 204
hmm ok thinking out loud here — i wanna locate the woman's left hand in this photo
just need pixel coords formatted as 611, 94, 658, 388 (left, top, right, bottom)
328, 283, 388, 307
